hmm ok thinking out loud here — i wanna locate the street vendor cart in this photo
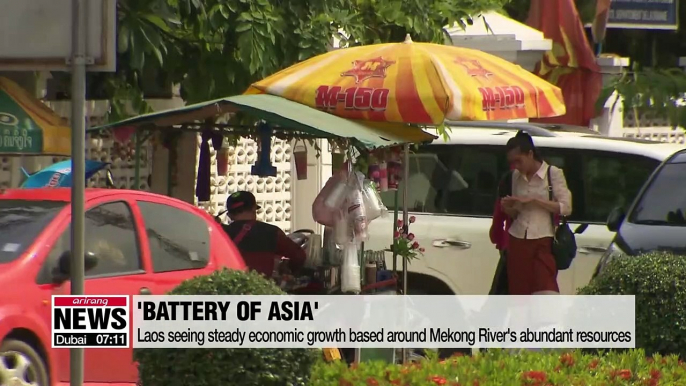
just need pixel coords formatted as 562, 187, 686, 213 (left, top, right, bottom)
90, 33, 567, 366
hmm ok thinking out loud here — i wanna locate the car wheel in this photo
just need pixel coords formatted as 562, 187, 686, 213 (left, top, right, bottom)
0, 339, 49, 386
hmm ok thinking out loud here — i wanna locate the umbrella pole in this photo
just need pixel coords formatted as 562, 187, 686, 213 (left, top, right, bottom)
401, 143, 410, 364
69, 0, 88, 385
392, 189, 398, 273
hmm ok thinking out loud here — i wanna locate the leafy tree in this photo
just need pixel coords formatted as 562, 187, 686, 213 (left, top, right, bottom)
102, 0, 509, 120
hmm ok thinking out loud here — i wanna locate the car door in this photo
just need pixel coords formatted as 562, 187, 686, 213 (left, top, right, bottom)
366, 144, 508, 294
134, 199, 216, 295
42, 198, 151, 383
535, 147, 581, 295
572, 150, 659, 291
538, 147, 660, 293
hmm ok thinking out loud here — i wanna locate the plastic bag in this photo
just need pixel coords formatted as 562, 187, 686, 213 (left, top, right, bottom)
361, 180, 387, 222
346, 171, 368, 242
334, 212, 353, 246
312, 170, 347, 227
341, 242, 361, 293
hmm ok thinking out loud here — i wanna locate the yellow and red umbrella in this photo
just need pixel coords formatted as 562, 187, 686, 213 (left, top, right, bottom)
245, 35, 566, 125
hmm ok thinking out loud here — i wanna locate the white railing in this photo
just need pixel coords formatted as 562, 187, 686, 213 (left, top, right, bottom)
622, 127, 686, 144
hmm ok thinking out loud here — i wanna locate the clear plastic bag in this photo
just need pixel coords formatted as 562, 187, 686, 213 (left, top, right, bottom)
334, 211, 353, 246
346, 171, 368, 242
341, 242, 361, 293
312, 170, 347, 227
361, 179, 387, 222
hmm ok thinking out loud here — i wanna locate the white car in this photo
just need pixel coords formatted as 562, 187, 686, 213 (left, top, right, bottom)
365, 122, 685, 295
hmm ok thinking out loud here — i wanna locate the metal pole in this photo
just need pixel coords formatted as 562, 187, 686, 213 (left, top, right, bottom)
70, 0, 87, 385
400, 144, 409, 364
392, 189, 398, 273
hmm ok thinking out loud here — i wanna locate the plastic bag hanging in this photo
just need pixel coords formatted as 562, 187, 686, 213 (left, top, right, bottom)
333, 213, 352, 246
346, 170, 368, 242
361, 179, 387, 221
341, 242, 361, 293
312, 169, 347, 227
293, 139, 308, 180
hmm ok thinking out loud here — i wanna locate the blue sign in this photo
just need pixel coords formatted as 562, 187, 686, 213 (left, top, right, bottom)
607, 0, 678, 30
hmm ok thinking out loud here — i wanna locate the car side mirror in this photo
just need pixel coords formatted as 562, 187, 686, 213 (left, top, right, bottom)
574, 223, 588, 234
52, 251, 99, 284
606, 207, 626, 232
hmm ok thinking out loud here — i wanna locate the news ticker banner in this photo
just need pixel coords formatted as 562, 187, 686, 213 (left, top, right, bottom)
52, 295, 635, 349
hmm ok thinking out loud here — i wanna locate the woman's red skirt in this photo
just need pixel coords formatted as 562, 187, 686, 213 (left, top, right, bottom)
507, 235, 559, 294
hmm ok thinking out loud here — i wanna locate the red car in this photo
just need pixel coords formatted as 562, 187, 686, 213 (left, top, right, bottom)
0, 188, 245, 386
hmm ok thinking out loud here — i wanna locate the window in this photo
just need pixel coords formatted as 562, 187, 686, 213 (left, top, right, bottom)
379, 145, 507, 216
537, 147, 587, 223
38, 201, 141, 283
0, 200, 65, 264
630, 162, 686, 226
582, 152, 659, 223
137, 201, 210, 273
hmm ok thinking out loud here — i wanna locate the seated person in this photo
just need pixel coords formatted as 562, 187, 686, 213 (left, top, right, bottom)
222, 191, 306, 277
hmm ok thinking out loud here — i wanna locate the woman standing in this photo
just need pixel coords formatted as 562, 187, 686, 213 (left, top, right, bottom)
501, 131, 572, 295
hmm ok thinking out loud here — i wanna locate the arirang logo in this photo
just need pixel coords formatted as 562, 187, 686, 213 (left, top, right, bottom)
0, 112, 18, 126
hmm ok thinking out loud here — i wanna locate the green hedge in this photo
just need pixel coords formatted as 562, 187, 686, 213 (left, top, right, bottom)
310, 349, 685, 385
134, 269, 319, 386
578, 251, 686, 358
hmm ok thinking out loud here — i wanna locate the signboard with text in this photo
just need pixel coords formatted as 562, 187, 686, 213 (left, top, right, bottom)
0, 0, 116, 71
607, 0, 678, 30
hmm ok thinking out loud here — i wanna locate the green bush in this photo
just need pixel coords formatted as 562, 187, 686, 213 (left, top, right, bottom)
578, 251, 686, 359
310, 349, 685, 385
135, 269, 319, 386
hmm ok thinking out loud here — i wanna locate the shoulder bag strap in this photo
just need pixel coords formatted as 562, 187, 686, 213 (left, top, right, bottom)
232, 221, 255, 245
546, 166, 557, 231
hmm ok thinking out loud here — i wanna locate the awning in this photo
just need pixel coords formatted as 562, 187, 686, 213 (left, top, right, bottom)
0, 77, 70, 156
89, 94, 436, 148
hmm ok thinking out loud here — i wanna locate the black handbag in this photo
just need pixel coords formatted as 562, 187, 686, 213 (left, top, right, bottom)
547, 167, 577, 270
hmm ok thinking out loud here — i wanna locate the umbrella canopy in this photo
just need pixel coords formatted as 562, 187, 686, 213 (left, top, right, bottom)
0, 77, 70, 156
90, 94, 436, 148
245, 35, 566, 125
21, 159, 109, 188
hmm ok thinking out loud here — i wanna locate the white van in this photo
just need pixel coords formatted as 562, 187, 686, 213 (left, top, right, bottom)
365, 122, 685, 295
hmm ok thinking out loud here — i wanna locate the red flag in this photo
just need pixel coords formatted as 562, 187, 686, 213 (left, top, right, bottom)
527, 0, 602, 127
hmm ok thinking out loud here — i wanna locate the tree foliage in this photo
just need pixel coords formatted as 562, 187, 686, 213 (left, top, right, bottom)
105, 0, 508, 121
600, 67, 686, 129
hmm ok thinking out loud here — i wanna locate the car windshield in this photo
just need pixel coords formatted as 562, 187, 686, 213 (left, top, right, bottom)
0, 200, 66, 263
630, 163, 686, 227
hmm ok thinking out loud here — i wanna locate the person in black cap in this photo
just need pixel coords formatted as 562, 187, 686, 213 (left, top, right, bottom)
221, 191, 306, 278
